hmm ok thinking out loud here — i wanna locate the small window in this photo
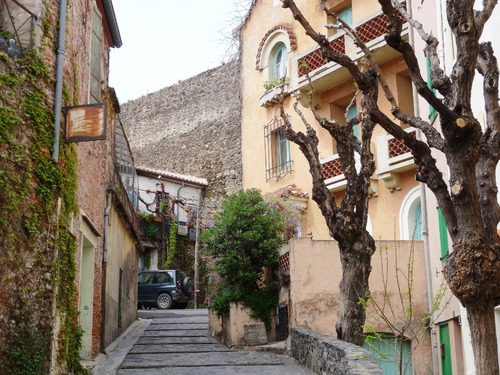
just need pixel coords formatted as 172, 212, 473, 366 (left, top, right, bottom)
337, 6, 353, 26
272, 43, 287, 81
265, 116, 292, 182
330, 93, 358, 154
327, 4, 352, 37
156, 272, 173, 284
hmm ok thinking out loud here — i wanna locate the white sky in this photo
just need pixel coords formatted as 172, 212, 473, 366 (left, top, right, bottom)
109, 1, 247, 104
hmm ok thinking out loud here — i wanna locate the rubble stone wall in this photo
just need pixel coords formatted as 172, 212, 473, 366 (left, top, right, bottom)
120, 60, 243, 204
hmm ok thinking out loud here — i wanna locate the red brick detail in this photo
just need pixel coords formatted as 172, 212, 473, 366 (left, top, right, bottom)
322, 158, 344, 180
297, 3, 407, 77
388, 130, 416, 158
279, 252, 290, 277
298, 37, 346, 77
255, 24, 298, 70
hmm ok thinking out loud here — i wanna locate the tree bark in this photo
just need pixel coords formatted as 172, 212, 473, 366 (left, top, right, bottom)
466, 300, 500, 375
336, 233, 375, 345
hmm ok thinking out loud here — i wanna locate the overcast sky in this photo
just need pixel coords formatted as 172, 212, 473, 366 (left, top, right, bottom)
109, 1, 249, 104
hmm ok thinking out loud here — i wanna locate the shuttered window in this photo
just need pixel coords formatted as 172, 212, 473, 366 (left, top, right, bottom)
90, 5, 103, 103
437, 207, 449, 261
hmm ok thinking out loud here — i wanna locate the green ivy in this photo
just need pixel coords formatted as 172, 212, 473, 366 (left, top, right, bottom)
164, 220, 177, 269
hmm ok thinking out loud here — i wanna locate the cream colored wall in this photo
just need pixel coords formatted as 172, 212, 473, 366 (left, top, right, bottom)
289, 237, 432, 374
208, 303, 275, 347
241, 1, 418, 241
103, 203, 138, 348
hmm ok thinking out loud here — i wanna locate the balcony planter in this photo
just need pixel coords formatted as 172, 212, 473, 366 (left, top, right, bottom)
260, 83, 289, 107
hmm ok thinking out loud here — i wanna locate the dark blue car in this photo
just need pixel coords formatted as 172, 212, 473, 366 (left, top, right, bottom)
138, 270, 193, 309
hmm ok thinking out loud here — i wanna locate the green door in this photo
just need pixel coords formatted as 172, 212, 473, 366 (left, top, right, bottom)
439, 323, 453, 375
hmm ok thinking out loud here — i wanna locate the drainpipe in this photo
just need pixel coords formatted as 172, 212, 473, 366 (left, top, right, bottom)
407, 1, 439, 373
51, 0, 68, 163
101, 191, 111, 352
193, 188, 202, 309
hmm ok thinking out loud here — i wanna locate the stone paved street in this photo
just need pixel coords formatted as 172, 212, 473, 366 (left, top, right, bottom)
93, 309, 314, 375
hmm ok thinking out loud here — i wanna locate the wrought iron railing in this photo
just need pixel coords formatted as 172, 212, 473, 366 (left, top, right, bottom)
115, 118, 139, 211
0, 0, 38, 51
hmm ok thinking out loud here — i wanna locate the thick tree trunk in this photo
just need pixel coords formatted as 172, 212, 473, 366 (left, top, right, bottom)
444, 237, 500, 375
467, 301, 499, 375
335, 234, 375, 346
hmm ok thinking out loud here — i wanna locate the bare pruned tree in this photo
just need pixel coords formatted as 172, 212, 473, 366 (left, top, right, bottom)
280, 0, 500, 373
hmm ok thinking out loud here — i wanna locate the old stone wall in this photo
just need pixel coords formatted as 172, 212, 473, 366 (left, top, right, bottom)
291, 328, 383, 375
120, 60, 243, 204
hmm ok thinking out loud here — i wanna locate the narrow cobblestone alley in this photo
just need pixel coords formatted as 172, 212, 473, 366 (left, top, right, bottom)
92, 309, 314, 375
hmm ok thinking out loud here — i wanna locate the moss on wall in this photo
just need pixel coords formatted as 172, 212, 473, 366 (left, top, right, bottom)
0, 47, 83, 373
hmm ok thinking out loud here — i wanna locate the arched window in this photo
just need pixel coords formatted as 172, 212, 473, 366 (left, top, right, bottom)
400, 187, 423, 240
271, 43, 287, 81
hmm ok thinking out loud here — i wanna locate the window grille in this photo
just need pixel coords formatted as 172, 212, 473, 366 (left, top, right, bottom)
264, 116, 293, 182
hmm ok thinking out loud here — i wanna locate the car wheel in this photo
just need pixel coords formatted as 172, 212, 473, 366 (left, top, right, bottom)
182, 277, 194, 296
156, 293, 173, 309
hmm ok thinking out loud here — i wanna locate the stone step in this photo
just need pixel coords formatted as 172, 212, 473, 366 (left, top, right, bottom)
120, 351, 285, 369
129, 343, 234, 353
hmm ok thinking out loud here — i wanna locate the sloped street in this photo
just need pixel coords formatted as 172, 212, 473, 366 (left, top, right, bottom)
92, 309, 313, 375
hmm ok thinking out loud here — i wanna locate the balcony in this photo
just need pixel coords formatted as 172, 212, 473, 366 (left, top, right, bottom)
295, 4, 408, 93
375, 128, 416, 191
0, 0, 38, 51
321, 153, 378, 196
321, 154, 346, 192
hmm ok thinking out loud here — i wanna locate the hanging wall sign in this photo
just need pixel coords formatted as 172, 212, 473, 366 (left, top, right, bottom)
64, 103, 107, 142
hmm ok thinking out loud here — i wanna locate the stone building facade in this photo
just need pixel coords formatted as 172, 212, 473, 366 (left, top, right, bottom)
0, 0, 141, 373
120, 60, 243, 204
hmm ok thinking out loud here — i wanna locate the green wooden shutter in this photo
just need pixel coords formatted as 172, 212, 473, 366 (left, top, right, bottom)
363, 334, 412, 375
426, 54, 437, 121
437, 207, 449, 261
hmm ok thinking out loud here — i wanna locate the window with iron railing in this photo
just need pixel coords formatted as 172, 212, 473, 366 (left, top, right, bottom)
115, 118, 139, 210
264, 116, 293, 182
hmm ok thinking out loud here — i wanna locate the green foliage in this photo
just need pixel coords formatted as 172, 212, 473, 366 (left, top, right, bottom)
0, 106, 21, 142
56, 230, 85, 374
201, 189, 286, 329
164, 221, 177, 269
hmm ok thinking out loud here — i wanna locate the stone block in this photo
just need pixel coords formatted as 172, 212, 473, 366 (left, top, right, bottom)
244, 322, 268, 346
